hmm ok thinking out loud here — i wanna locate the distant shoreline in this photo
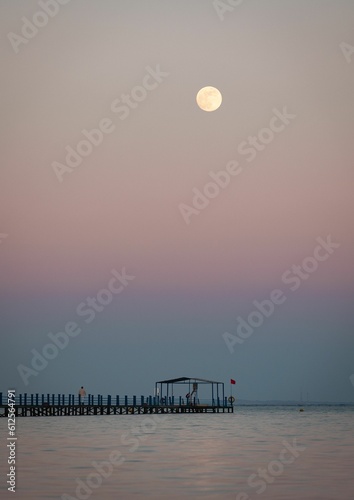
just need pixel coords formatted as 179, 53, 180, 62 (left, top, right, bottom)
235, 400, 354, 406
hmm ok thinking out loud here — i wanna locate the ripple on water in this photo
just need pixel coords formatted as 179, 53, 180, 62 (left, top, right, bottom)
0, 406, 353, 499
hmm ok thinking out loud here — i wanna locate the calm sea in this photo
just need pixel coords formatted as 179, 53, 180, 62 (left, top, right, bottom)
1, 405, 353, 499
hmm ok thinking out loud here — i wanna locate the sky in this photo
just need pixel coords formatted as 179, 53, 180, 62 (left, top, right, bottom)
1, 0, 354, 402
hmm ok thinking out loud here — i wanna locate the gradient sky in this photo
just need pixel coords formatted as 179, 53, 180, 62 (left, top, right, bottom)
1, 0, 354, 402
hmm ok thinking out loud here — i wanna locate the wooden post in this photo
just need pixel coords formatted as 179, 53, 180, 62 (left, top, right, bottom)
47, 394, 50, 404
31, 394, 34, 406
141, 395, 144, 405
124, 395, 128, 406
133, 395, 136, 406
52, 394, 55, 406
0, 393, 2, 405
116, 395, 119, 406
24, 393, 27, 406
179, 396, 182, 406
107, 395, 111, 406
36, 394, 39, 405
19, 394, 22, 405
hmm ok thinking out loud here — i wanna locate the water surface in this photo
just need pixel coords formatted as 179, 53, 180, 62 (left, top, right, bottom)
1, 405, 353, 499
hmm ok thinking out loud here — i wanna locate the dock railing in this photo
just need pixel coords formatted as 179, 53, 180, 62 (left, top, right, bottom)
0, 392, 232, 408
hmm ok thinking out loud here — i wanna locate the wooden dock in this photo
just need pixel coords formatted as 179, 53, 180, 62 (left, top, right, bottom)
0, 393, 234, 417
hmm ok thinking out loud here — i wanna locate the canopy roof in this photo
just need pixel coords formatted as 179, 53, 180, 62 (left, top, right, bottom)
156, 377, 222, 385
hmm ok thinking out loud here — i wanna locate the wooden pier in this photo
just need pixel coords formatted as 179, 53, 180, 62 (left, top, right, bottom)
0, 393, 234, 417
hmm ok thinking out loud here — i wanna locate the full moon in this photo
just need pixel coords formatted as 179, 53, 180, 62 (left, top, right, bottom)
196, 86, 222, 112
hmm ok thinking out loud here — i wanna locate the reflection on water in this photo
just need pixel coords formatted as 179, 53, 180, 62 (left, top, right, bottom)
0, 406, 353, 499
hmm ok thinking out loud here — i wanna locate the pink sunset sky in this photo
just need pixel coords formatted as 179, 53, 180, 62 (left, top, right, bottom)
1, 0, 354, 401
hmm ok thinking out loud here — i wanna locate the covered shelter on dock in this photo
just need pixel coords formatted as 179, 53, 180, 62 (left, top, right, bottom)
155, 377, 224, 406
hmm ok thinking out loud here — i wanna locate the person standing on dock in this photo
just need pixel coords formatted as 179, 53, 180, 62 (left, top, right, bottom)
78, 386, 86, 404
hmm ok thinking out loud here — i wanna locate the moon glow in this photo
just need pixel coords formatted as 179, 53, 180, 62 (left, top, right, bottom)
196, 86, 222, 112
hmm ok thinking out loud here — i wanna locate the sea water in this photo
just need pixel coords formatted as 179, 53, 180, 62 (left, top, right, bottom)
1, 405, 353, 499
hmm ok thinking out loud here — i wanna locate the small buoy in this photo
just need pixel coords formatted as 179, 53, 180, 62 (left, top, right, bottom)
299, 408, 304, 412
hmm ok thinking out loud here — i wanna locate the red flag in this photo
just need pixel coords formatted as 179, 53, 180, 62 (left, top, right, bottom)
230, 379, 236, 385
